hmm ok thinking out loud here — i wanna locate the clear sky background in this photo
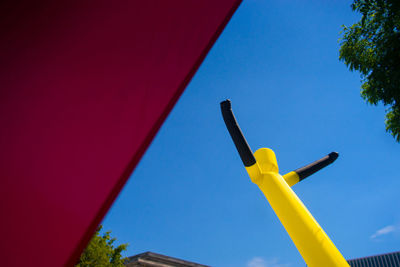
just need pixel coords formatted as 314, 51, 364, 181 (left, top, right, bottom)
102, 1, 400, 266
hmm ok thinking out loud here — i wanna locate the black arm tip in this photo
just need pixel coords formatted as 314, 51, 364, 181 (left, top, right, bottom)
295, 151, 339, 181
328, 152, 339, 162
220, 99, 256, 167
220, 99, 231, 109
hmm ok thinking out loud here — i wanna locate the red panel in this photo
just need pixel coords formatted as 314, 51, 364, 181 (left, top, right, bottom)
0, 1, 241, 266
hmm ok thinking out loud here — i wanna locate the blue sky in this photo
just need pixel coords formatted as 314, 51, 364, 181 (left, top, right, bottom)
102, 1, 400, 266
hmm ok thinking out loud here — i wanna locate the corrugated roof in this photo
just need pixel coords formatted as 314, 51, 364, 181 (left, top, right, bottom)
348, 251, 400, 267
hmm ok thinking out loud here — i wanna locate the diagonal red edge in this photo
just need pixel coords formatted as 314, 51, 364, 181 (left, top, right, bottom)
66, 1, 242, 265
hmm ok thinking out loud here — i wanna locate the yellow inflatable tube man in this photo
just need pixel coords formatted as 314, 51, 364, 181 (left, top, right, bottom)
221, 100, 349, 267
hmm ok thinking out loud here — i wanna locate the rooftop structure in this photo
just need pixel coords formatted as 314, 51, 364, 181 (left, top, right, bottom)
125, 251, 209, 267
348, 251, 400, 267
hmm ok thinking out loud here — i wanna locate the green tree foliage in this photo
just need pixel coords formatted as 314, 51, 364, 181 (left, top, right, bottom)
76, 225, 128, 267
339, 0, 400, 141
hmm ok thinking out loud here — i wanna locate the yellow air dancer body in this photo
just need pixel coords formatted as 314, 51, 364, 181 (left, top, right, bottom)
221, 100, 349, 267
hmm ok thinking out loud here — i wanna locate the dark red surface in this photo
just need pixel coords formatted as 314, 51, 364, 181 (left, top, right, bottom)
0, 1, 241, 266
